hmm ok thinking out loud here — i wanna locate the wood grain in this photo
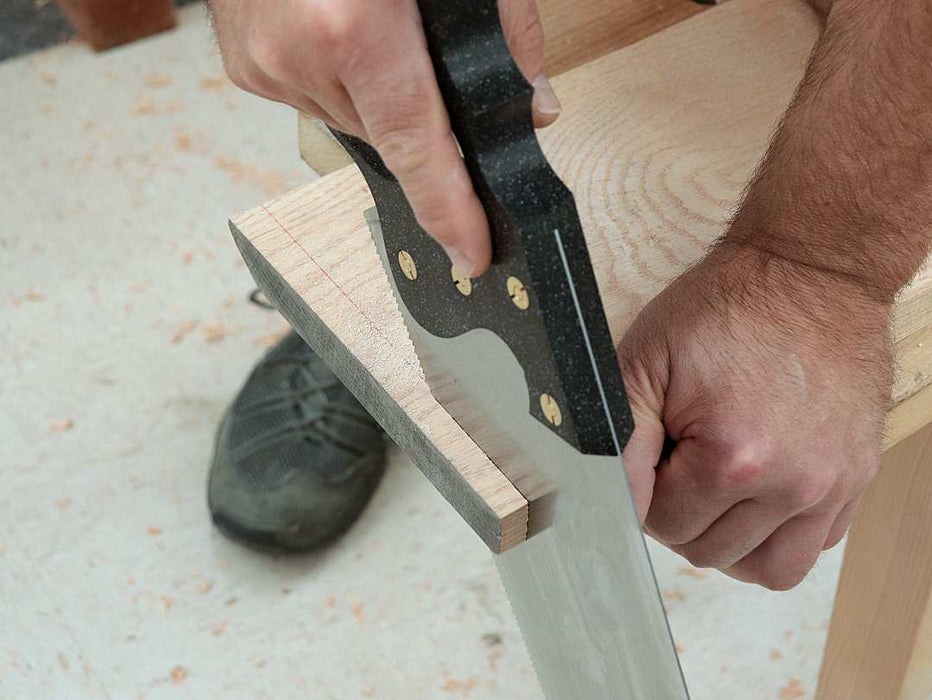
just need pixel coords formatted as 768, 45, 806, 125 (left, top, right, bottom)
816, 422, 932, 700
299, 0, 710, 174
231, 194, 528, 554
239, 0, 932, 547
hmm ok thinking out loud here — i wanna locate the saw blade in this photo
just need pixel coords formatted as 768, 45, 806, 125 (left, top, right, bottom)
360, 209, 688, 698
330, 0, 690, 694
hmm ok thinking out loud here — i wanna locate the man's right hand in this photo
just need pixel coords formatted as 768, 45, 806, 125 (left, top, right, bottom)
208, 0, 561, 278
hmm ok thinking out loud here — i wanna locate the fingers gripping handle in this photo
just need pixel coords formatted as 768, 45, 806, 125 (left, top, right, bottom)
332, 1, 635, 455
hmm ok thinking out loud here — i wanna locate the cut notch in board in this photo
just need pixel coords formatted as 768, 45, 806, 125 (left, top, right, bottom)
238, 0, 932, 551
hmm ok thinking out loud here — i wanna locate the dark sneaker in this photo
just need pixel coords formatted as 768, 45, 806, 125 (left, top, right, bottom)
208, 331, 386, 553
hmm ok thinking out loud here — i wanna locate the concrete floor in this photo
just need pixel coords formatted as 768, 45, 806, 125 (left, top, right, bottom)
1, 7, 846, 699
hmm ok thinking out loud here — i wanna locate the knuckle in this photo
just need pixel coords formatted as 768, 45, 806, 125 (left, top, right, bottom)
372, 122, 435, 180
223, 64, 249, 91
823, 530, 846, 551
644, 515, 691, 548
717, 441, 769, 491
234, 62, 263, 92
790, 472, 832, 509
308, 1, 363, 54
757, 570, 806, 592
683, 549, 719, 570
247, 28, 291, 83
507, 11, 545, 65
748, 548, 816, 591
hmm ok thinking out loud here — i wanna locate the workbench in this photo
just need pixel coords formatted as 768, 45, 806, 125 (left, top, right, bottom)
231, 0, 932, 695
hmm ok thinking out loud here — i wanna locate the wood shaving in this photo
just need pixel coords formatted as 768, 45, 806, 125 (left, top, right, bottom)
202, 324, 227, 344
50, 419, 74, 433
146, 73, 172, 89
131, 99, 157, 116
778, 677, 805, 699
170, 320, 198, 344
253, 328, 290, 348
677, 566, 706, 580
200, 75, 228, 93
351, 602, 365, 622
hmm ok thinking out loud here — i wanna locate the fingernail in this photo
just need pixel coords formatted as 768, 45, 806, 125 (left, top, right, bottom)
444, 246, 477, 278
532, 73, 562, 116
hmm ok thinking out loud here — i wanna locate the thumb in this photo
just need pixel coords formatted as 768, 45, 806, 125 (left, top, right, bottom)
622, 401, 665, 524
498, 0, 562, 127
617, 321, 670, 523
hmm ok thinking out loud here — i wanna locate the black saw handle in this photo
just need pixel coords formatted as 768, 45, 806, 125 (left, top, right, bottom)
332, 0, 634, 456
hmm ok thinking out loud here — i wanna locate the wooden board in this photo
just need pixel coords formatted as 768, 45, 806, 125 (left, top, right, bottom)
235, 0, 932, 550
299, 0, 710, 173
817, 422, 932, 699
538, 0, 706, 76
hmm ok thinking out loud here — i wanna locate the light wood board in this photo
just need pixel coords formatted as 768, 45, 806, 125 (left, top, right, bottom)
299, 0, 710, 174
817, 421, 932, 700
235, 0, 932, 550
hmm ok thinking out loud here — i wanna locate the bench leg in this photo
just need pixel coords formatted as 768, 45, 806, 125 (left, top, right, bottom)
817, 421, 932, 699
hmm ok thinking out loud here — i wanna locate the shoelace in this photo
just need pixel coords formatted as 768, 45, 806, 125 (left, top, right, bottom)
242, 289, 375, 456
235, 355, 373, 458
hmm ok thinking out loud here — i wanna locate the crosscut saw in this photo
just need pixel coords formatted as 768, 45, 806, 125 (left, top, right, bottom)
331, 1, 688, 697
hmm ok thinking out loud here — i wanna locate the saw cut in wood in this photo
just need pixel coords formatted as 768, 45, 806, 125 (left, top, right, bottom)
234, 0, 932, 550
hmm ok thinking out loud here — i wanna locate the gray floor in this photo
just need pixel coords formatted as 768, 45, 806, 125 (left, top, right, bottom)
0, 7, 844, 699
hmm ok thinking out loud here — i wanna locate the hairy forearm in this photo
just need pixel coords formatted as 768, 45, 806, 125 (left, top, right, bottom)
727, 0, 932, 303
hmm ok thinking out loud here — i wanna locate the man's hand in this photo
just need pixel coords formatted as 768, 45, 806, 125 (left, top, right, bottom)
619, 244, 892, 590
620, 0, 932, 589
208, 0, 561, 278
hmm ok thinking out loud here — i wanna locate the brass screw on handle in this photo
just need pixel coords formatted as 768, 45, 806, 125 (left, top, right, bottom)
507, 276, 529, 310
451, 266, 472, 296
540, 393, 563, 427
398, 250, 417, 281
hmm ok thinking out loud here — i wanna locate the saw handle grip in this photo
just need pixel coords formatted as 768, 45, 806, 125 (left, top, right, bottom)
331, 0, 635, 456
